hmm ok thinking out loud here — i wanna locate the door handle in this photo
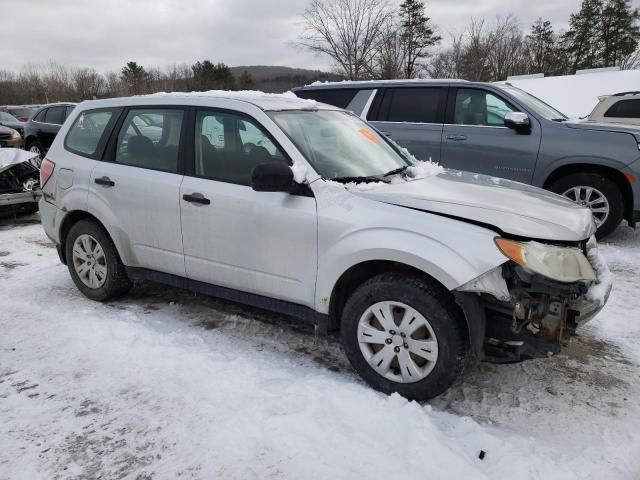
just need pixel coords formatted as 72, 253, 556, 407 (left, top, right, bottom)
382, 131, 392, 137
94, 176, 115, 187
182, 192, 211, 205
445, 134, 467, 141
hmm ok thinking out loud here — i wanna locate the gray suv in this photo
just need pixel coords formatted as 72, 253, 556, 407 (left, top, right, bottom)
293, 80, 640, 238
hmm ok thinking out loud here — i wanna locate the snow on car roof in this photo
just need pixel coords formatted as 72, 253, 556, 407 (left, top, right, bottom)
78, 90, 336, 112
299, 78, 469, 89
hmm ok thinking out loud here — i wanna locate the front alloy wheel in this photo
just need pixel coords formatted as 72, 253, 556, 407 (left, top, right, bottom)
358, 301, 439, 383
341, 272, 466, 401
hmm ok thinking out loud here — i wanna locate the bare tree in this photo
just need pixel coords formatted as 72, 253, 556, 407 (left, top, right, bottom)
297, 0, 392, 80
367, 17, 405, 79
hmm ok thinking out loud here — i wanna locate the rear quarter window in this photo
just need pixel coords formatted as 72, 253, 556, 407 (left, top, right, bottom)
294, 89, 360, 109
372, 87, 444, 123
65, 109, 116, 158
604, 99, 640, 118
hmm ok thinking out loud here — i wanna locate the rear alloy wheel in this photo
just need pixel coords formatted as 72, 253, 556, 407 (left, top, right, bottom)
341, 272, 466, 401
549, 172, 624, 239
65, 219, 132, 301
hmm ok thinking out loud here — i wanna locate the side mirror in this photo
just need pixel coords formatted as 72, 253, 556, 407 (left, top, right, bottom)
504, 112, 531, 133
251, 163, 294, 192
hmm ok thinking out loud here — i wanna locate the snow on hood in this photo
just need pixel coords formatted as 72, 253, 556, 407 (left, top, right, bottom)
0, 149, 39, 174
348, 169, 597, 242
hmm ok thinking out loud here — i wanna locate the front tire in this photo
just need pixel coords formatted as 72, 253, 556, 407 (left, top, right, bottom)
549, 172, 623, 239
65, 219, 131, 301
341, 273, 466, 401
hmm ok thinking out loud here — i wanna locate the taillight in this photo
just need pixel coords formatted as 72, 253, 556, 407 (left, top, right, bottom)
40, 158, 56, 187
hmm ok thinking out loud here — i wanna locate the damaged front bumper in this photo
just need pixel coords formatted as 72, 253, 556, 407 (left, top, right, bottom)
455, 248, 612, 364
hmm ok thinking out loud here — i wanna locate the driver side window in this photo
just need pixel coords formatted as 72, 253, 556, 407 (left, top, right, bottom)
454, 89, 514, 127
195, 111, 287, 185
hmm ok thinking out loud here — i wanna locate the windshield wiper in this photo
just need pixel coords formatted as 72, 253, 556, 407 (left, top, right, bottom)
330, 175, 389, 184
551, 118, 567, 122
382, 165, 409, 177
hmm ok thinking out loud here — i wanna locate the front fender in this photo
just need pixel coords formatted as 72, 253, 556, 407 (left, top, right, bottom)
314, 225, 506, 314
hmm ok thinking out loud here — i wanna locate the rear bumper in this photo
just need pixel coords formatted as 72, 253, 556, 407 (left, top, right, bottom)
0, 190, 40, 207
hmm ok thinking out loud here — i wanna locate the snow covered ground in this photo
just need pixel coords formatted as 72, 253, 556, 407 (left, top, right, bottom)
1, 215, 640, 479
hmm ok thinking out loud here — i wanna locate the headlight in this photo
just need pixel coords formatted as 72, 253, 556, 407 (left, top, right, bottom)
10, 130, 20, 139
495, 238, 596, 283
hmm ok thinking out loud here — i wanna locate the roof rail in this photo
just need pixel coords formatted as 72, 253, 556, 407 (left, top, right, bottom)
612, 91, 640, 96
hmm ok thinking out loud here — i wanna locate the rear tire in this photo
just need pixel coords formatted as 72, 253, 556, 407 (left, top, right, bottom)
549, 172, 623, 239
65, 219, 132, 301
340, 272, 466, 401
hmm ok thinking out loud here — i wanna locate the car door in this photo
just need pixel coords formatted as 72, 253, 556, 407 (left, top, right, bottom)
440, 87, 542, 183
367, 87, 446, 162
41, 106, 67, 150
180, 108, 318, 306
88, 107, 187, 276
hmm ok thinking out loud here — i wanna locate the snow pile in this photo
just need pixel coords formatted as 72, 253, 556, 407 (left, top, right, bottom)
291, 161, 308, 183
586, 246, 613, 306
406, 160, 445, 180
502, 70, 640, 118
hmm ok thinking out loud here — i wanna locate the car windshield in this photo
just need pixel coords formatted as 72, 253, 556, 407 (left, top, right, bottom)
0, 112, 20, 123
9, 109, 32, 119
268, 110, 411, 180
498, 85, 568, 121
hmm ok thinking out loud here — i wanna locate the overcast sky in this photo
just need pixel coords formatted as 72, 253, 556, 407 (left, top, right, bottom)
0, 0, 620, 74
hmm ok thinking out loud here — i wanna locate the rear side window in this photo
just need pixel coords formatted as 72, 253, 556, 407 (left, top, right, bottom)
115, 108, 184, 173
33, 109, 46, 122
65, 110, 114, 157
373, 87, 444, 123
604, 99, 640, 118
294, 89, 359, 109
44, 106, 66, 125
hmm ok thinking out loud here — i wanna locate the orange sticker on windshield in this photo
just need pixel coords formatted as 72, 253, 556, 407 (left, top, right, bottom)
359, 128, 380, 144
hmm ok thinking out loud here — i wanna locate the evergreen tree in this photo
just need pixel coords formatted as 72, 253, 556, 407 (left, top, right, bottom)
237, 70, 256, 90
120, 61, 150, 95
191, 61, 236, 90
600, 0, 640, 66
562, 0, 603, 71
526, 18, 558, 74
398, 0, 441, 78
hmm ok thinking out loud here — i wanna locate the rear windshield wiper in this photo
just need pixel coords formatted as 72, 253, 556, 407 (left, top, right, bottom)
330, 175, 389, 184
382, 165, 409, 177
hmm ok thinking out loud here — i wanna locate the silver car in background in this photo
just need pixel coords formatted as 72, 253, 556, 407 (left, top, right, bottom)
38, 92, 611, 400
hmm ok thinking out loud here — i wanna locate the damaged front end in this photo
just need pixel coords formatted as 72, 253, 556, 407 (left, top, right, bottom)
455, 237, 612, 363
0, 149, 41, 215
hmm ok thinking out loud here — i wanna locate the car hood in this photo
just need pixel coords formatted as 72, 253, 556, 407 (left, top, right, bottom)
349, 170, 596, 242
0, 149, 38, 174
566, 120, 640, 142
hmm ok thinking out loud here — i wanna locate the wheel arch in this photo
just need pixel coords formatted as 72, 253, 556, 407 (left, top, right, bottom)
543, 162, 633, 223
58, 210, 112, 265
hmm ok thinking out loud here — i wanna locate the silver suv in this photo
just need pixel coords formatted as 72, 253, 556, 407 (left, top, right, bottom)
39, 92, 611, 400
294, 80, 640, 238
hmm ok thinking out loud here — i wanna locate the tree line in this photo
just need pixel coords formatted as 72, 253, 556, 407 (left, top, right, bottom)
299, 0, 640, 80
1, 0, 638, 105
0, 61, 339, 105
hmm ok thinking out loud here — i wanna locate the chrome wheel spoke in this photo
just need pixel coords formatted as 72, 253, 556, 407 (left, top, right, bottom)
406, 338, 437, 362
397, 349, 421, 382
369, 345, 395, 375
562, 185, 610, 228
358, 324, 389, 345
371, 302, 396, 332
